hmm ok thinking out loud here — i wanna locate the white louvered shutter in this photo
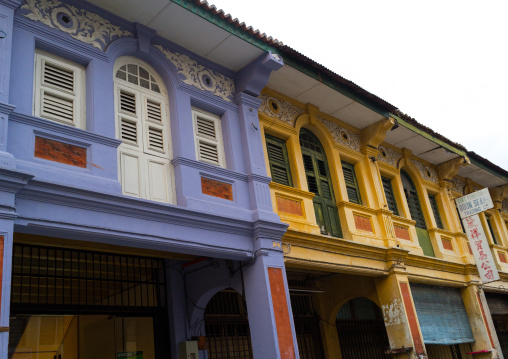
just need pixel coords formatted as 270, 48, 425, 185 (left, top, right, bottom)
143, 95, 166, 156
34, 51, 85, 129
192, 109, 225, 167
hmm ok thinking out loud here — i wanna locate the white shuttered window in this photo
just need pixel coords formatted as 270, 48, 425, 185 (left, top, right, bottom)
34, 51, 86, 129
114, 58, 174, 204
192, 108, 226, 168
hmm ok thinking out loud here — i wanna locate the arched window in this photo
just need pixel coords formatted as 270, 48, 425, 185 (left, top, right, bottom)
114, 58, 174, 203
300, 129, 341, 237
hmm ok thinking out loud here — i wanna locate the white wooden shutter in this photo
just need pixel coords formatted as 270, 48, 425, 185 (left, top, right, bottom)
34, 51, 85, 129
117, 87, 141, 149
192, 109, 225, 167
143, 95, 167, 156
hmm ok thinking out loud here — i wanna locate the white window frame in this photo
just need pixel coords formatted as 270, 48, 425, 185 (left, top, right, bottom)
192, 107, 226, 168
34, 50, 86, 129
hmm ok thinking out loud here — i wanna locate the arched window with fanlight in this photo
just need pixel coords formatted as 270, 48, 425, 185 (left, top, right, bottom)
114, 57, 175, 204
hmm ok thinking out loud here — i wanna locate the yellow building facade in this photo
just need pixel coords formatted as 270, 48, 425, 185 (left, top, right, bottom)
259, 88, 508, 359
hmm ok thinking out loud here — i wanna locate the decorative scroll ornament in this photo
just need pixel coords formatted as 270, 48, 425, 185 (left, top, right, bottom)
502, 199, 508, 214
451, 176, 466, 194
258, 94, 304, 125
411, 159, 438, 184
319, 117, 360, 151
155, 44, 235, 102
378, 146, 401, 167
21, 0, 132, 51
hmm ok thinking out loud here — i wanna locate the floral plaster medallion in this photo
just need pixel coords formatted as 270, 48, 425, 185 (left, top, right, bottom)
258, 94, 304, 126
411, 159, 438, 184
22, 0, 132, 50
319, 117, 360, 151
155, 45, 235, 102
378, 146, 401, 167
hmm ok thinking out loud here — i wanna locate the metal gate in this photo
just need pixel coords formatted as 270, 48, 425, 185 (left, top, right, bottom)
205, 289, 253, 359
290, 292, 325, 359
336, 297, 390, 359
426, 344, 473, 359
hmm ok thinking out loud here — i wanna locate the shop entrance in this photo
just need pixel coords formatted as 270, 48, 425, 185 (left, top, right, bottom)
9, 243, 170, 359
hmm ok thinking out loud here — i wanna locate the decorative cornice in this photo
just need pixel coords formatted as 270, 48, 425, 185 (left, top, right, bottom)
437, 157, 470, 183
489, 184, 508, 205
10, 112, 121, 147
411, 159, 438, 184
0, 0, 22, 10
269, 182, 315, 199
21, 0, 132, 51
154, 44, 235, 102
360, 118, 395, 149
319, 117, 360, 151
258, 94, 304, 126
171, 156, 249, 182
0, 167, 34, 193
0, 102, 16, 115
234, 92, 262, 109
378, 146, 401, 167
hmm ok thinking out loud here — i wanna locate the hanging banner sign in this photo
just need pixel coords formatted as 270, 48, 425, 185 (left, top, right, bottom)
462, 214, 500, 283
455, 188, 494, 219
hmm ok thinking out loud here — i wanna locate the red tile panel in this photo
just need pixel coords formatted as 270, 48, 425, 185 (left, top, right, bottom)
442, 238, 454, 251
276, 197, 303, 216
354, 214, 373, 232
201, 177, 233, 201
35, 136, 87, 168
394, 225, 411, 240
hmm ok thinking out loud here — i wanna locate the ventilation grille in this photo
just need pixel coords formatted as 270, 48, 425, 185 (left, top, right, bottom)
44, 62, 74, 92
42, 92, 74, 123
120, 91, 136, 114
147, 100, 161, 122
198, 141, 219, 164
148, 127, 164, 151
196, 116, 216, 139
121, 119, 137, 143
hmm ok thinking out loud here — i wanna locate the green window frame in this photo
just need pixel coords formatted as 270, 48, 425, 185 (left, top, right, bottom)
428, 194, 444, 230
265, 134, 292, 187
381, 176, 399, 216
486, 216, 498, 245
342, 161, 362, 205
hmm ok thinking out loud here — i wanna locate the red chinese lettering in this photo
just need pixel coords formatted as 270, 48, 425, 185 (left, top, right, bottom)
481, 261, 491, 270
485, 270, 494, 280
466, 217, 476, 228
479, 250, 487, 260
475, 240, 483, 251
470, 228, 480, 239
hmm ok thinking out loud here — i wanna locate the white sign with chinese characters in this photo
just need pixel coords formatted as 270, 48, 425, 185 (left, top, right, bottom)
462, 214, 500, 283
455, 188, 494, 219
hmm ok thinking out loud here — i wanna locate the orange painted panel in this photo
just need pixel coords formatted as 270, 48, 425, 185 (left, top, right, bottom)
477, 292, 495, 348
276, 197, 303, 216
0, 236, 3, 318
268, 267, 295, 359
394, 225, 411, 240
354, 214, 373, 232
400, 282, 425, 355
499, 252, 507, 264
442, 238, 454, 251
35, 136, 87, 168
201, 177, 233, 201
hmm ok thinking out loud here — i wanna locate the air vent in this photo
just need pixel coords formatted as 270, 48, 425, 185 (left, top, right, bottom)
121, 119, 137, 143
196, 116, 216, 139
42, 92, 74, 123
120, 91, 136, 114
146, 100, 162, 122
198, 140, 219, 164
148, 127, 164, 151
43, 62, 74, 92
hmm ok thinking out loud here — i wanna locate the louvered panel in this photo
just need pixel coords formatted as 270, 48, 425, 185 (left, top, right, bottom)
120, 91, 136, 114
307, 175, 318, 194
196, 117, 216, 139
406, 190, 426, 229
271, 165, 290, 187
199, 140, 219, 164
317, 159, 327, 177
42, 92, 74, 122
44, 62, 74, 92
382, 177, 399, 216
148, 127, 164, 151
303, 154, 314, 172
347, 187, 360, 204
428, 194, 443, 229
121, 119, 137, 143
322, 180, 331, 199
146, 99, 162, 122
342, 167, 355, 184
267, 142, 285, 163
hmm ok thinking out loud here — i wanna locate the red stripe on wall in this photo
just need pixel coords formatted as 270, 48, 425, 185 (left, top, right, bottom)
0, 236, 3, 319
400, 282, 425, 355
477, 292, 495, 348
268, 267, 295, 359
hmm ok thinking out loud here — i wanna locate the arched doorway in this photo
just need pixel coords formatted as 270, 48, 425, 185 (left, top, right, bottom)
400, 170, 435, 257
336, 297, 389, 358
299, 128, 342, 237
204, 289, 253, 359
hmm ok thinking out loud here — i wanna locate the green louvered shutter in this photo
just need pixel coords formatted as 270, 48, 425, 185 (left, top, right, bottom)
265, 134, 292, 187
428, 194, 444, 229
342, 161, 362, 205
486, 216, 498, 245
381, 176, 399, 215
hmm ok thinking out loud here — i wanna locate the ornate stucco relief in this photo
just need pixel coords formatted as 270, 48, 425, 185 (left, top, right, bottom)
451, 176, 466, 194
319, 117, 360, 151
155, 44, 235, 102
502, 199, 508, 214
378, 146, 401, 167
21, 0, 132, 51
411, 159, 438, 184
258, 94, 304, 126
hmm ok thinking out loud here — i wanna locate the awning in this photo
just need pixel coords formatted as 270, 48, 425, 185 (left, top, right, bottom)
411, 284, 475, 345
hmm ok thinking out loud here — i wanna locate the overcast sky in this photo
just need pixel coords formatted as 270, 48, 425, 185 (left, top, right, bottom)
209, 0, 508, 171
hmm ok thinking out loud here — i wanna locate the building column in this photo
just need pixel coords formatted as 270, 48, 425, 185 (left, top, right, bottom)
242, 244, 299, 359
375, 271, 428, 359
462, 283, 504, 359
